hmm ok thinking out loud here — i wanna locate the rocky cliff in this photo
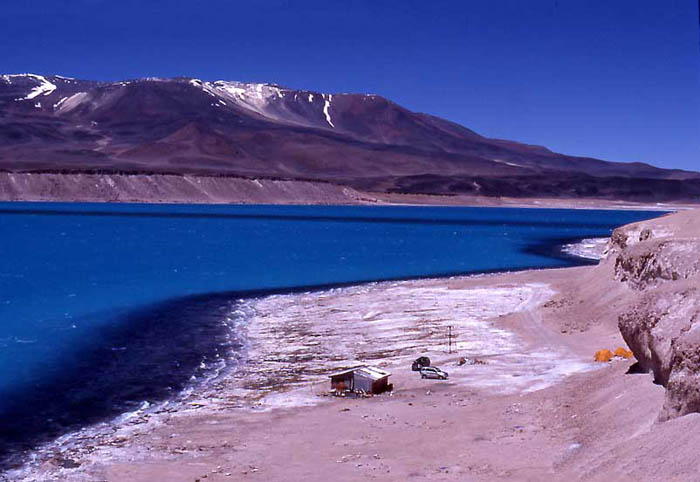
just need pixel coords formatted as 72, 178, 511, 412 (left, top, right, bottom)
606, 209, 700, 420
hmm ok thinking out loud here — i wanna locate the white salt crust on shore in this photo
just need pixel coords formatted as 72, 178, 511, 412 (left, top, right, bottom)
561, 237, 609, 261
5, 277, 596, 481
237, 280, 594, 408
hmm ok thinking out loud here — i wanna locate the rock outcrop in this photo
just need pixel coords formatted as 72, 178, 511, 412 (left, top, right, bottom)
609, 209, 700, 420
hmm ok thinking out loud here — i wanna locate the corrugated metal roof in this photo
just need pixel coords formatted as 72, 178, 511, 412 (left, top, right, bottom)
329, 365, 391, 380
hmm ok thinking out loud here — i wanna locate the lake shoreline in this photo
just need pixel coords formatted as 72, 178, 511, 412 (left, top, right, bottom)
1, 235, 600, 478
0, 206, 675, 481
45, 246, 684, 482
3, 239, 635, 481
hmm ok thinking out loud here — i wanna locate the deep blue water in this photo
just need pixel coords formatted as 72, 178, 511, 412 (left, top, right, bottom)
0, 202, 663, 466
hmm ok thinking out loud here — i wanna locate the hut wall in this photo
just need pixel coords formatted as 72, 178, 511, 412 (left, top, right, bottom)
330, 375, 352, 392
353, 373, 374, 393
371, 377, 389, 394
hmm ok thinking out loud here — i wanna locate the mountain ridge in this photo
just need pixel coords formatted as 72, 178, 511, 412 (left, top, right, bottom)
1, 73, 698, 203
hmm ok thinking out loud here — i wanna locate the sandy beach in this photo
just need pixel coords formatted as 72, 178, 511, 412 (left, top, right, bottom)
10, 223, 700, 482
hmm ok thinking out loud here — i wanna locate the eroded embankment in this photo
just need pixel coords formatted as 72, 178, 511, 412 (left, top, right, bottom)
606, 210, 700, 420
547, 209, 700, 422
0, 172, 373, 204
1, 171, 698, 209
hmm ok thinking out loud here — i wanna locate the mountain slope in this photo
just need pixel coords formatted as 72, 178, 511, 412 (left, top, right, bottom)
1, 74, 698, 202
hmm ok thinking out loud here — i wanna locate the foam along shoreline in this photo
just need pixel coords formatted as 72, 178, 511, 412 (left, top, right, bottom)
5, 273, 599, 481
561, 237, 610, 261
0, 296, 254, 479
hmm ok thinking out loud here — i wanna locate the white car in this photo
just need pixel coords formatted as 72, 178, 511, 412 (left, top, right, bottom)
420, 366, 449, 380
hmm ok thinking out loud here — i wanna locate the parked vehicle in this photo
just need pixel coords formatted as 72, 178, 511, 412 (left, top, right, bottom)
420, 366, 449, 380
411, 356, 431, 371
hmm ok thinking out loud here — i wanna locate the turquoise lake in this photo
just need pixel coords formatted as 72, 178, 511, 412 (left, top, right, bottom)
0, 202, 662, 465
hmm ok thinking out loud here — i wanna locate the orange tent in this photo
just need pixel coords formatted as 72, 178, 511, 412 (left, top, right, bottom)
594, 349, 614, 362
613, 347, 634, 359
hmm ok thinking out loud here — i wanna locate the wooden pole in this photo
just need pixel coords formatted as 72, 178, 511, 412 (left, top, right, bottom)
448, 325, 452, 354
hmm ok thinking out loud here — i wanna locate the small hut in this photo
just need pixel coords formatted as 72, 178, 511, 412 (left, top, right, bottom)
329, 365, 392, 395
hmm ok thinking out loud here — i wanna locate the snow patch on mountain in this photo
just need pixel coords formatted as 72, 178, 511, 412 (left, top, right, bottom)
56, 92, 89, 113
491, 158, 523, 168
212, 81, 287, 102
189, 79, 219, 98
185, 79, 339, 130
196, 81, 294, 119
212, 81, 249, 99
53, 97, 69, 110
2, 74, 58, 99
14, 74, 57, 100
323, 94, 335, 128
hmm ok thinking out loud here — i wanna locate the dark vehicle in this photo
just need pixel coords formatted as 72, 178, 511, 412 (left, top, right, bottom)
411, 356, 431, 371
420, 366, 449, 380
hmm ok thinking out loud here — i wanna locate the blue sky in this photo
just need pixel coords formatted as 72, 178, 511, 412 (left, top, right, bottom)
2, 0, 698, 170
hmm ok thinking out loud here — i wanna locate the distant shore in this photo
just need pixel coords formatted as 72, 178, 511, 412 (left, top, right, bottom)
0, 171, 696, 210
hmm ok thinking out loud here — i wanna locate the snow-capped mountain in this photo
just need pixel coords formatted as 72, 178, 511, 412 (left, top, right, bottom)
1, 73, 698, 200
